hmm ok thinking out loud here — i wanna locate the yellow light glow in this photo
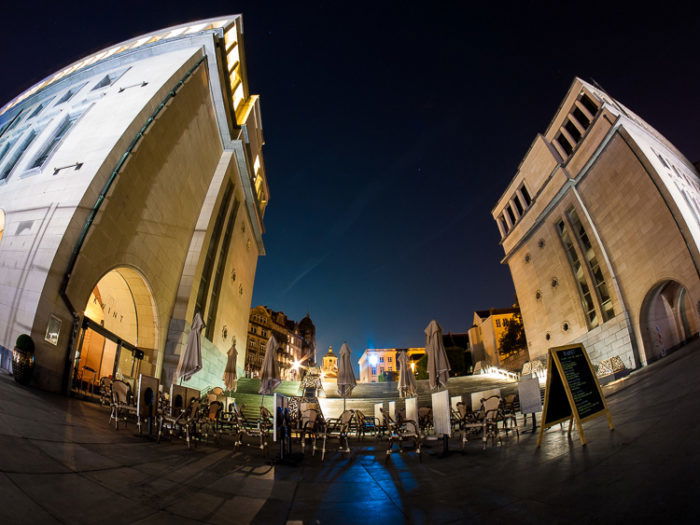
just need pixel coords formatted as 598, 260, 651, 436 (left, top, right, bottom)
232, 82, 245, 111
227, 45, 240, 72
224, 27, 239, 51
253, 155, 261, 176
229, 66, 241, 92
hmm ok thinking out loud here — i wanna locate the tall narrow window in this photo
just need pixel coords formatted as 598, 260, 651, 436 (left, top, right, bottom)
568, 209, 615, 321
513, 196, 524, 215
506, 204, 516, 224
195, 181, 234, 319
206, 198, 241, 340
557, 219, 598, 328
520, 185, 532, 206
0, 130, 37, 181
564, 119, 582, 142
31, 114, 78, 169
572, 107, 590, 129
580, 93, 598, 116
556, 133, 573, 156
0, 109, 24, 139
0, 139, 15, 167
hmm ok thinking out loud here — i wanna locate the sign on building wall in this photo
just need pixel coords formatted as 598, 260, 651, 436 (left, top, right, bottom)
537, 343, 613, 446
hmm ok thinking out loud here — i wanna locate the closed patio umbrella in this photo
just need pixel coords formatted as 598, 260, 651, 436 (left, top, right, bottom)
259, 335, 281, 395
337, 343, 357, 411
425, 320, 450, 391
398, 350, 417, 398
175, 312, 204, 383
223, 337, 238, 392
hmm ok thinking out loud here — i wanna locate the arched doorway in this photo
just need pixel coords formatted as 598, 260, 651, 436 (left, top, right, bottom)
71, 267, 158, 397
640, 280, 698, 363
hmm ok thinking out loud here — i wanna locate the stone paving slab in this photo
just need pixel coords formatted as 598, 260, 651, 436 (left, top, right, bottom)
1, 339, 700, 523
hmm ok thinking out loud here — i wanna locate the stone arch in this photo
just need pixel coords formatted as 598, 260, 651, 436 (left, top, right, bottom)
639, 280, 698, 363
72, 266, 159, 393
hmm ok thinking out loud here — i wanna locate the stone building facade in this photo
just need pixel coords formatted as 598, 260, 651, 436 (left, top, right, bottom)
246, 306, 306, 380
468, 307, 528, 371
0, 16, 269, 393
357, 347, 425, 383
493, 78, 700, 371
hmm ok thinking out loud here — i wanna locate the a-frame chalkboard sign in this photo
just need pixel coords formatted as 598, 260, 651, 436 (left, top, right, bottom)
537, 343, 614, 446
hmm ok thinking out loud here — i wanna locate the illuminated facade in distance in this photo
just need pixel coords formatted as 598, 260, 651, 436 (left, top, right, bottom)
0, 16, 269, 393
246, 306, 305, 380
468, 307, 528, 371
357, 347, 425, 383
494, 78, 700, 370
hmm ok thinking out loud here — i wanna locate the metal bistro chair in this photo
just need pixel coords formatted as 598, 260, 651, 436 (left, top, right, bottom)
299, 407, 323, 454
418, 406, 433, 434
320, 410, 354, 461
98, 377, 113, 407
455, 401, 484, 448
354, 410, 379, 440
157, 398, 201, 448
109, 379, 138, 430
382, 407, 422, 461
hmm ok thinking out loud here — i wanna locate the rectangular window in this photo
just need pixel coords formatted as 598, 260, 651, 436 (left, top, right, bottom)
57, 83, 86, 105
520, 185, 532, 206
31, 114, 78, 169
28, 103, 46, 120
371, 368, 376, 375
567, 209, 615, 321
195, 181, 233, 317
496, 319, 501, 327
0, 109, 24, 139
387, 357, 392, 362
556, 133, 573, 156
580, 93, 599, 116
0, 139, 16, 167
558, 219, 598, 328
0, 130, 37, 181
572, 107, 590, 129
564, 119, 582, 142
513, 196, 524, 215
379, 357, 384, 362
506, 203, 516, 224
206, 197, 241, 340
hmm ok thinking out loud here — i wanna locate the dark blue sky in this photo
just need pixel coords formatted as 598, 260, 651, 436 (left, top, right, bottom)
3, 2, 699, 366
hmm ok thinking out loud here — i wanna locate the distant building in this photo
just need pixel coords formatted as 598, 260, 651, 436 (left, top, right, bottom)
357, 347, 425, 383
320, 346, 338, 379
493, 77, 700, 371
0, 16, 268, 393
468, 308, 528, 371
246, 306, 306, 380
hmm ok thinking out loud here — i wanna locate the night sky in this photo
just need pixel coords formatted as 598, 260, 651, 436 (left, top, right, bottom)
3, 2, 699, 368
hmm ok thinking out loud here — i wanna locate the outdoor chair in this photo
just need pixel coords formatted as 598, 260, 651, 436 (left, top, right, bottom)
455, 401, 484, 448
233, 406, 273, 454
299, 407, 323, 454
98, 377, 112, 407
480, 395, 501, 448
320, 409, 354, 461
354, 410, 379, 440
418, 406, 433, 433
109, 379, 137, 430
381, 407, 422, 461
199, 400, 224, 442
157, 399, 201, 448
501, 394, 520, 439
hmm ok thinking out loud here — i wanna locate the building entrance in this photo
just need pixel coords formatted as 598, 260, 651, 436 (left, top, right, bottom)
641, 280, 698, 363
70, 267, 158, 397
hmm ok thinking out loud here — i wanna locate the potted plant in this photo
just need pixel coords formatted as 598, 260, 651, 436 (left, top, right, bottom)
12, 334, 35, 385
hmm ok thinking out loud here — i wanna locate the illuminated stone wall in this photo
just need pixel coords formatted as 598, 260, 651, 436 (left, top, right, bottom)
0, 17, 269, 392
494, 78, 700, 370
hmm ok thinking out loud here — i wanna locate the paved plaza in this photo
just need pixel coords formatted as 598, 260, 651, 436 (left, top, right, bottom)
1, 341, 699, 524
